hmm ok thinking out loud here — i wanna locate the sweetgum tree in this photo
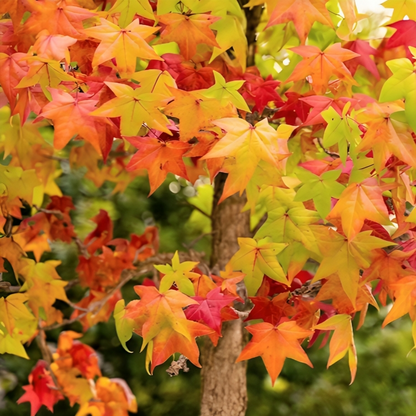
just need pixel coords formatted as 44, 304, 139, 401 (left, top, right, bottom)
0, 0, 416, 415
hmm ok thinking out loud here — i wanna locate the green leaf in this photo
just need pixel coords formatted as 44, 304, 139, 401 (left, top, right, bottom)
156, 251, 199, 296
114, 299, 134, 353
294, 168, 345, 218
322, 103, 361, 163
203, 71, 250, 111
379, 58, 416, 132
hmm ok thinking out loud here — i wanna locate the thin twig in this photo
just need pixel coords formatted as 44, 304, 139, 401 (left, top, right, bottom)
33, 205, 64, 220
0, 282, 21, 293
36, 327, 64, 394
73, 237, 89, 257
182, 201, 211, 219
316, 137, 340, 158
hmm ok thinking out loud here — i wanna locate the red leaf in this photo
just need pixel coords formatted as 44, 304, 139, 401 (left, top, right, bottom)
18, 360, 63, 416
185, 287, 237, 333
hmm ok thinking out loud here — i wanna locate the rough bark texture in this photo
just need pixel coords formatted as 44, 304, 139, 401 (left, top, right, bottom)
200, 173, 250, 416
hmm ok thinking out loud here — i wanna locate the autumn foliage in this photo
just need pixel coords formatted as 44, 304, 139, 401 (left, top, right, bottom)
1, 0, 416, 414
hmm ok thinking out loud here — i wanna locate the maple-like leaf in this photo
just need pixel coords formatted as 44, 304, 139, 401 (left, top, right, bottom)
241, 72, 284, 113
154, 251, 199, 296
163, 86, 236, 141
0, 165, 41, 209
130, 285, 213, 372
125, 134, 191, 195
85, 18, 161, 76
300, 96, 357, 126
254, 187, 321, 280
83, 209, 113, 255
327, 177, 391, 240
76, 377, 137, 416
386, 20, 416, 59
237, 320, 313, 385
383, 0, 416, 23
17, 360, 63, 416
0, 237, 26, 275
294, 168, 345, 219
344, 40, 380, 79
203, 118, 293, 199
356, 103, 416, 171
382, 275, 416, 327
16, 56, 77, 100
316, 275, 378, 317
0, 52, 28, 112
32, 30, 77, 63
248, 292, 295, 325
53, 331, 102, 380
13, 214, 51, 262
109, 0, 154, 28
274, 92, 312, 125
321, 103, 361, 163
379, 55, 416, 133
185, 287, 237, 333
312, 228, 392, 305
145, 318, 213, 373
90, 82, 171, 136
34, 89, 116, 158
229, 237, 288, 295
314, 314, 357, 384
157, 13, 220, 61
265, 0, 333, 43
21, 0, 96, 38
203, 71, 249, 112
0, 0, 30, 27
287, 44, 359, 94
131, 69, 177, 96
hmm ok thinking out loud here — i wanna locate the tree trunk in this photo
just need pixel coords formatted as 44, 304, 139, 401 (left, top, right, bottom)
200, 5, 262, 413
200, 173, 250, 416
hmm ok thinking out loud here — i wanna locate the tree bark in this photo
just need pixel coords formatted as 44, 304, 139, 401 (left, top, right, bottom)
200, 173, 250, 416
200, 5, 262, 413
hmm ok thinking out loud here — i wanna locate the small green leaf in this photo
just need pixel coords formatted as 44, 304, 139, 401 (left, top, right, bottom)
114, 299, 134, 353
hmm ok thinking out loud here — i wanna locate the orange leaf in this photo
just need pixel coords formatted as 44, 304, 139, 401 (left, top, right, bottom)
327, 178, 392, 240
163, 86, 236, 141
85, 18, 161, 76
237, 320, 313, 385
287, 43, 359, 94
382, 275, 416, 327
157, 13, 220, 61
126, 135, 191, 195
266, 0, 333, 43
314, 314, 357, 384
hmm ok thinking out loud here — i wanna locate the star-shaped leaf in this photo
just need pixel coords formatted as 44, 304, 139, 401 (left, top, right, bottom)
203, 71, 249, 112
237, 320, 313, 385
157, 12, 220, 61
85, 18, 161, 76
90, 82, 171, 136
155, 251, 200, 296
229, 237, 288, 296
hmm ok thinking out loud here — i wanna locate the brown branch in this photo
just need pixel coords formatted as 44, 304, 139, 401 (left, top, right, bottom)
182, 201, 211, 219
33, 205, 64, 220
240, 1, 263, 67
36, 327, 64, 394
72, 237, 89, 257
316, 137, 340, 159
0, 281, 22, 293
